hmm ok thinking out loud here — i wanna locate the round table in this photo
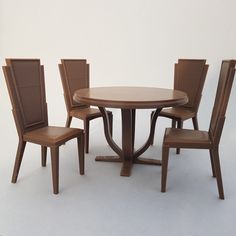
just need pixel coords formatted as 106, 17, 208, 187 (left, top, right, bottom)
74, 86, 188, 176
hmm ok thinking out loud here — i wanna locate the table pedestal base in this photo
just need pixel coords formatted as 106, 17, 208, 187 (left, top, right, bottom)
96, 155, 162, 176
97, 107, 162, 176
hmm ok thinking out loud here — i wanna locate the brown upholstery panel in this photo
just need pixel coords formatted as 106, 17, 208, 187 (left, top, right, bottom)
174, 59, 207, 109
61, 59, 89, 108
4, 59, 48, 132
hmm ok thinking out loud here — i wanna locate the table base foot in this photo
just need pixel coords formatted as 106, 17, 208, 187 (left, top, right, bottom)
95, 155, 161, 177
95, 156, 122, 162
134, 157, 162, 165
120, 161, 133, 177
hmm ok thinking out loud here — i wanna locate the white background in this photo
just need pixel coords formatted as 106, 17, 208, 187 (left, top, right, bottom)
1, 0, 236, 127
1, 1, 236, 235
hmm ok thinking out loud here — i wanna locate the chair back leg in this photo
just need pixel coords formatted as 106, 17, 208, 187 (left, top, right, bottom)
171, 119, 177, 128
192, 116, 199, 130
12, 140, 26, 183
176, 120, 183, 154
211, 147, 224, 199
84, 120, 89, 153
66, 115, 72, 128
108, 112, 113, 137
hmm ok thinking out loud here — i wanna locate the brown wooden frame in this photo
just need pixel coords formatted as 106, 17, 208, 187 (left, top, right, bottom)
151, 59, 208, 153
161, 60, 236, 199
2, 59, 85, 194
59, 59, 113, 153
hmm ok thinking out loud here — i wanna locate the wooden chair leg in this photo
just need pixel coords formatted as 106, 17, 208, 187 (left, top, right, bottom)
41, 146, 47, 167
161, 145, 170, 192
108, 112, 113, 137
77, 135, 85, 175
84, 119, 89, 153
192, 116, 199, 130
150, 111, 155, 145
131, 109, 136, 151
66, 115, 72, 128
12, 140, 26, 183
50, 146, 59, 194
171, 119, 177, 128
176, 120, 183, 154
209, 149, 216, 177
212, 147, 224, 199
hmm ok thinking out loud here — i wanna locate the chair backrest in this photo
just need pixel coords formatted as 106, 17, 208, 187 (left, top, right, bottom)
2, 59, 48, 137
59, 59, 89, 111
174, 59, 208, 112
209, 60, 236, 144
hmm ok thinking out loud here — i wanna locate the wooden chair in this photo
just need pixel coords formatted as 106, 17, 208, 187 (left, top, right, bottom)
161, 60, 236, 199
151, 59, 209, 154
2, 59, 85, 194
59, 59, 113, 153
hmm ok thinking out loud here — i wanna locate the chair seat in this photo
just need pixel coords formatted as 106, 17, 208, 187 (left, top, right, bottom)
70, 107, 110, 119
159, 107, 196, 120
164, 128, 212, 148
23, 126, 83, 146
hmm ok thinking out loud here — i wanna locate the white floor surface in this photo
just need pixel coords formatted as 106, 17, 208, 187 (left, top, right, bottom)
1, 110, 236, 236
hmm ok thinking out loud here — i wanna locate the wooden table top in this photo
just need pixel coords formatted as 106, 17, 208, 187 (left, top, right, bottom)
73, 86, 188, 109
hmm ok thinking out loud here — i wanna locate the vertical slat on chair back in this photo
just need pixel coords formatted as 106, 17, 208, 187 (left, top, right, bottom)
209, 60, 236, 144
59, 59, 89, 109
3, 59, 48, 135
174, 59, 208, 111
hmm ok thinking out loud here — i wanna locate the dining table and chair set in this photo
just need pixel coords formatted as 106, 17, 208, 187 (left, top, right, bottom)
2, 58, 236, 199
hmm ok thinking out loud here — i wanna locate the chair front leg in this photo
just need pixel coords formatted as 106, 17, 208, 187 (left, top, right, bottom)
50, 146, 59, 194
209, 149, 216, 177
161, 145, 170, 192
77, 134, 85, 175
41, 146, 47, 167
12, 140, 26, 183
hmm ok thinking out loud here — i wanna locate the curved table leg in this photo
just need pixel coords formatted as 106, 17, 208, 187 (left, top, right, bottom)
96, 107, 162, 176
95, 107, 122, 162
133, 108, 162, 165
96, 108, 136, 176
